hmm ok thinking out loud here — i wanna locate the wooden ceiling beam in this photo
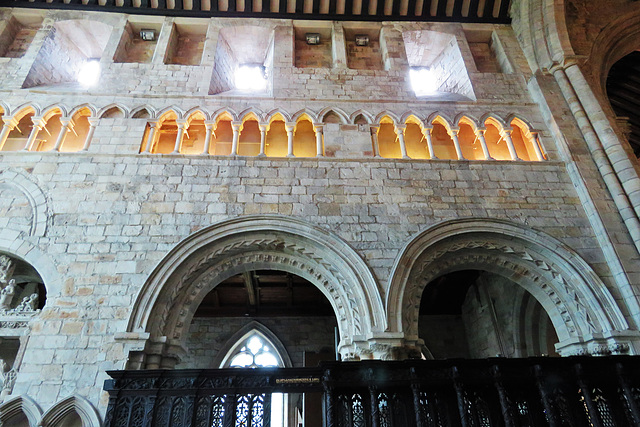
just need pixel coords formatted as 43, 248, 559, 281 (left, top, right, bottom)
242, 271, 258, 306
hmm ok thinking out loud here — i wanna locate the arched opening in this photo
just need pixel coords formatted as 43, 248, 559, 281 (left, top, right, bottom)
293, 119, 316, 157
2, 108, 35, 152
181, 111, 207, 155
484, 119, 511, 160
606, 50, 640, 159
458, 121, 484, 160
389, 219, 635, 357
418, 270, 558, 359
510, 118, 538, 161
176, 269, 337, 427
152, 111, 179, 154
322, 111, 342, 124
238, 117, 261, 156
265, 119, 288, 157
377, 119, 401, 159
60, 108, 92, 152
33, 109, 64, 152
404, 118, 428, 159
99, 106, 125, 119
177, 270, 337, 370
0, 253, 46, 397
430, 120, 456, 159
211, 116, 233, 156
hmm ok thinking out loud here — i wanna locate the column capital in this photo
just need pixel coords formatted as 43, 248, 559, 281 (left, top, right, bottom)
87, 117, 100, 127
312, 123, 325, 132
475, 126, 487, 134
499, 127, 514, 136
204, 120, 216, 128
231, 121, 243, 130
394, 124, 407, 132
259, 122, 270, 132
59, 117, 73, 127
2, 116, 19, 128
30, 116, 46, 128
284, 122, 296, 132
175, 119, 188, 127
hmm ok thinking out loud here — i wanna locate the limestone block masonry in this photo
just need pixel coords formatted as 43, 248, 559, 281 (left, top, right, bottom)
0, 4, 640, 425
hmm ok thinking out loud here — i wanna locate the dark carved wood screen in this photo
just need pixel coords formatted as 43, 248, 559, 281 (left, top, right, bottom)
104, 356, 640, 426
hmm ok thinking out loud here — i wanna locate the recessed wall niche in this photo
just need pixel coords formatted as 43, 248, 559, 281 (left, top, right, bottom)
22, 19, 111, 88
294, 23, 332, 69
0, 13, 42, 58
463, 27, 512, 73
114, 18, 163, 64
402, 29, 475, 100
344, 25, 383, 70
209, 25, 274, 95
164, 20, 208, 66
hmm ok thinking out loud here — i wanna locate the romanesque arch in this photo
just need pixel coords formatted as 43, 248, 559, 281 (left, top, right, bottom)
0, 168, 49, 238
387, 218, 640, 356
126, 216, 384, 368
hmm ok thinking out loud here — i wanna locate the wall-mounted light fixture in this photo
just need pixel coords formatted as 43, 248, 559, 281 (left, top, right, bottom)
305, 33, 321, 45
355, 35, 369, 46
140, 29, 156, 41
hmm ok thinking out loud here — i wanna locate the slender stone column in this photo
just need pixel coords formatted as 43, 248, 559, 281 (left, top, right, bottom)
81, 117, 99, 151
202, 121, 215, 155
285, 122, 295, 157
143, 122, 158, 153
449, 127, 465, 160
258, 122, 268, 157
530, 131, 546, 161
421, 126, 437, 159
231, 121, 243, 155
0, 117, 17, 151
553, 64, 640, 252
370, 125, 381, 158
313, 123, 324, 157
171, 119, 187, 154
53, 118, 72, 152
475, 128, 492, 160
395, 124, 409, 159
500, 128, 520, 160
22, 117, 45, 151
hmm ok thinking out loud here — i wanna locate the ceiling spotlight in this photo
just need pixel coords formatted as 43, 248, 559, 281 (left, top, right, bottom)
355, 35, 369, 46
139, 29, 156, 41
305, 33, 321, 45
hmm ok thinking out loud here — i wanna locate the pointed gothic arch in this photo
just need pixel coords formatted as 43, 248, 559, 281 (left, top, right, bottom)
40, 395, 101, 427
215, 321, 293, 369
125, 215, 383, 368
0, 395, 42, 427
387, 218, 640, 356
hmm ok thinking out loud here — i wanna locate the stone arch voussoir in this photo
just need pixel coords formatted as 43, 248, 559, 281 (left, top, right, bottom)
127, 215, 383, 366
387, 218, 638, 357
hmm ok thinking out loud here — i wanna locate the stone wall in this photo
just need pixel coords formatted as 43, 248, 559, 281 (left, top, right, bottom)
0, 5, 639, 423
178, 316, 337, 369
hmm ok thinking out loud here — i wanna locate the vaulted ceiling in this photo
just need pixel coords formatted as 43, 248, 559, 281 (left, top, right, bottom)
9, 0, 511, 22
